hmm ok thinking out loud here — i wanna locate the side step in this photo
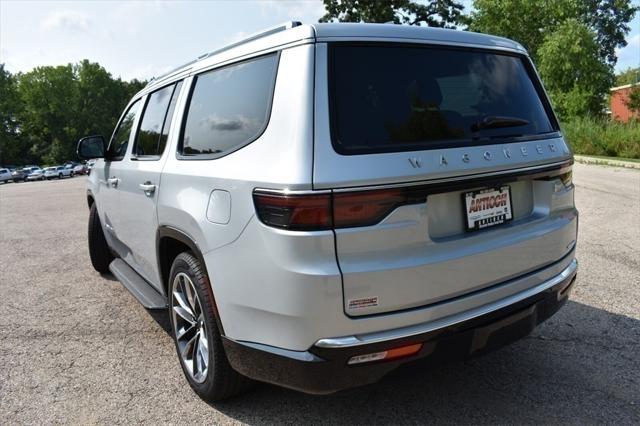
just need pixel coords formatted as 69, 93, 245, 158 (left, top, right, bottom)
109, 259, 168, 309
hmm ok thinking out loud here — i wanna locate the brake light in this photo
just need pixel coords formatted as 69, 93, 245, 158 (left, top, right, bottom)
333, 189, 407, 228
253, 188, 426, 231
253, 192, 332, 231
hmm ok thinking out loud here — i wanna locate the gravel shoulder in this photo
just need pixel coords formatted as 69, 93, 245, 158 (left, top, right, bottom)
0, 163, 638, 424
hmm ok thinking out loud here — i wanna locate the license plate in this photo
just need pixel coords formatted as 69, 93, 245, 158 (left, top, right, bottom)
464, 185, 513, 231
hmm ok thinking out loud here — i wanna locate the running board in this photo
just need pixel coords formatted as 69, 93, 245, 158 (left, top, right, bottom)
109, 259, 168, 309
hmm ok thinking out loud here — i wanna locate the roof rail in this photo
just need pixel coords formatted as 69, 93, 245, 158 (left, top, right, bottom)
147, 21, 302, 87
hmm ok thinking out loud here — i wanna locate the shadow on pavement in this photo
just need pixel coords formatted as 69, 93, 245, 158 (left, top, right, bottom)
205, 300, 639, 424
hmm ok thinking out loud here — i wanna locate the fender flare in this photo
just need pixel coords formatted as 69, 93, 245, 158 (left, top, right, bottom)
156, 226, 226, 335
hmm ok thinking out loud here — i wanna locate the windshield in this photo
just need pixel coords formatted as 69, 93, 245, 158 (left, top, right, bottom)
330, 44, 557, 155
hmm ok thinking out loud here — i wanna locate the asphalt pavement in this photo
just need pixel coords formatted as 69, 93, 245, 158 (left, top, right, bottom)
0, 163, 638, 425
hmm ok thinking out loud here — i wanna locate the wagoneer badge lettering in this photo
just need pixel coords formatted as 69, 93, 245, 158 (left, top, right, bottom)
408, 157, 422, 168
439, 155, 448, 166
462, 153, 470, 163
503, 148, 511, 158
483, 151, 492, 161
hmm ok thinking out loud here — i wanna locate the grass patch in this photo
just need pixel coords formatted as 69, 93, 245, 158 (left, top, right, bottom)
561, 117, 640, 159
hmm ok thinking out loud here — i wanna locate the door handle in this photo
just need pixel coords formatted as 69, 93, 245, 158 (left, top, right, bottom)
139, 182, 156, 195
107, 177, 119, 187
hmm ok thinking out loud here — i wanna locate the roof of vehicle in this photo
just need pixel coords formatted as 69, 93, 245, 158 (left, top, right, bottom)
142, 22, 526, 94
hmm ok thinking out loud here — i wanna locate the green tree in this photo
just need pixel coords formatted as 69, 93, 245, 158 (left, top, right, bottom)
319, 0, 465, 28
626, 86, 640, 114
469, 0, 638, 67
616, 67, 640, 86
538, 19, 612, 118
17, 64, 78, 164
14, 61, 145, 165
0, 64, 27, 165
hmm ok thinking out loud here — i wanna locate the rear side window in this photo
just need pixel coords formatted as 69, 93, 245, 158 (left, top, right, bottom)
108, 99, 142, 160
180, 53, 278, 159
133, 81, 183, 159
330, 44, 557, 155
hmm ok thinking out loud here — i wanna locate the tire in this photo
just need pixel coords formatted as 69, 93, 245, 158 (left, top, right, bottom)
58, 174, 63, 179
87, 203, 114, 273
169, 252, 252, 402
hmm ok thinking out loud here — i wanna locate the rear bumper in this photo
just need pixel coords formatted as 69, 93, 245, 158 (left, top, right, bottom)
223, 259, 577, 394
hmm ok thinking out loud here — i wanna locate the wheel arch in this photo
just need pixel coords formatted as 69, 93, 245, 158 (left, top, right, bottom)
156, 226, 226, 335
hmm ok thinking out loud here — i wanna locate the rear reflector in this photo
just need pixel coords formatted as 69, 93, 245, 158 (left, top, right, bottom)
347, 343, 423, 365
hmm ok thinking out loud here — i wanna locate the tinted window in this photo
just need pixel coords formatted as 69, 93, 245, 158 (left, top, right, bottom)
109, 99, 141, 160
330, 45, 556, 154
181, 54, 278, 158
134, 81, 182, 158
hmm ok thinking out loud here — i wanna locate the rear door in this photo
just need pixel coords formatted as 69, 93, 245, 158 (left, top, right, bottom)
115, 81, 183, 290
314, 42, 577, 316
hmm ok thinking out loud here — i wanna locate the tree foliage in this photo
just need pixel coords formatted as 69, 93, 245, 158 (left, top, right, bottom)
0, 64, 26, 165
538, 19, 613, 118
469, 0, 638, 67
616, 67, 640, 86
626, 86, 640, 113
470, 0, 637, 119
319, 0, 465, 28
0, 61, 145, 166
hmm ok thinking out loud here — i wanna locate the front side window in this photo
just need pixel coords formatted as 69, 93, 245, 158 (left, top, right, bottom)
109, 99, 142, 160
180, 53, 278, 159
133, 81, 183, 158
330, 44, 557, 155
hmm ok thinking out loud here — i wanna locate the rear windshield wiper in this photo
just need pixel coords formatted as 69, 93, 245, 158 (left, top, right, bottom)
471, 116, 530, 132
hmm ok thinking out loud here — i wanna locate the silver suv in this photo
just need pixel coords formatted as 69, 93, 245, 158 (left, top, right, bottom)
78, 22, 578, 401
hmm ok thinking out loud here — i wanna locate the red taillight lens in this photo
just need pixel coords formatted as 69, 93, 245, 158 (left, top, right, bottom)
253, 192, 332, 231
254, 188, 426, 231
333, 189, 407, 228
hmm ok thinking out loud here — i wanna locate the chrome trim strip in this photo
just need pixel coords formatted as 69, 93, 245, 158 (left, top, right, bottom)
314, 259, 577, 349
254, 160, 571, 195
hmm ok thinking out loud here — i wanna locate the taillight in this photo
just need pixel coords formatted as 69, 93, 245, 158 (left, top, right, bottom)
253, 188, 426, 231
333, 189, 419, 228
253, 192, 332, 231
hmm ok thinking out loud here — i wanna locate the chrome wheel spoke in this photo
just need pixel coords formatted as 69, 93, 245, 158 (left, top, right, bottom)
173, 291, 195, 320
173, 305, 195, 325
171, 272, 210, 384
183, 277, 197, 313
176, 321, 196, 341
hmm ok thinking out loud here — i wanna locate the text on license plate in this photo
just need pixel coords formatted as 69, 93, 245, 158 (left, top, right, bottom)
464, 185, 513, 231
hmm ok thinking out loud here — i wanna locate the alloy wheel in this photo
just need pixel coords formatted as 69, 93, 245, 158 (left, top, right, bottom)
171, 272, 209, 383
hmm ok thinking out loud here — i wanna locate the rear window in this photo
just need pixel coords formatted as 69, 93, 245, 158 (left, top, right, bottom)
330, 44, 557, 155
179, 53, 279, 159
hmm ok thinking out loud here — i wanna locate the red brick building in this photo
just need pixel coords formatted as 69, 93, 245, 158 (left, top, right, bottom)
610, 83, 639, 122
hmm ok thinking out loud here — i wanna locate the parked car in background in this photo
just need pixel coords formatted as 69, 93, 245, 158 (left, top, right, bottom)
78, 22, 578, 402
44, 165, 73, 179
73, 163, 88, 175
10, 169, 27, 182
26, 168, 45, 181
0, 168, 12, 183
86, 159, 97, 175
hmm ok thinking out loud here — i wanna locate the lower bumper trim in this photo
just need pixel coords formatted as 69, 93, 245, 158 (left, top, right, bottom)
223, 259, 577, 394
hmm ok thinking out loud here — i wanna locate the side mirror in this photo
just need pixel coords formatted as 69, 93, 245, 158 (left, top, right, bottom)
77, 135, 106, 160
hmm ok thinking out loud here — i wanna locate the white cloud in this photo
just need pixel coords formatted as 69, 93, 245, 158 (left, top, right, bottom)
42, 10, 90, 33
615, 33, 640, 72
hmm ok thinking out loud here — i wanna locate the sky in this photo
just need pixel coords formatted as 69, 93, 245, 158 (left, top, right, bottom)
1, 0, 639, 82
